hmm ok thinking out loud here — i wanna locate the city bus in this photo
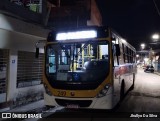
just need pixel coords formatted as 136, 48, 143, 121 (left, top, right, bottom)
36, 26, 137, 109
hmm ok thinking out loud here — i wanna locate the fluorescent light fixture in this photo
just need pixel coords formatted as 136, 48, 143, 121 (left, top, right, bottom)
56, 30, 97, 40
121, 39, 126, 43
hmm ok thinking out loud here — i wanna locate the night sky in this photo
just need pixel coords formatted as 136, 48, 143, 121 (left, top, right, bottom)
96, 0, 160, 50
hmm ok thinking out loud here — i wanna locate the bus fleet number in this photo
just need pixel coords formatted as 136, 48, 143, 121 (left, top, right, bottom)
57, 91, 66, 96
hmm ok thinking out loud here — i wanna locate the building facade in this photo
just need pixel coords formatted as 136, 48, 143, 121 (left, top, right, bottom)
0, 0, 102, 110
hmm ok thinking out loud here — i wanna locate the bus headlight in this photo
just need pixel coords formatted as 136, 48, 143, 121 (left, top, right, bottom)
44, 84, 52, 96
96, 84, 110, 98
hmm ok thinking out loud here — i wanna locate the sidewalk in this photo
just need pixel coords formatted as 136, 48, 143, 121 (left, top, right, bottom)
0, 99, 63, 121
154, 71, 160, 76
0, 100, 45, 112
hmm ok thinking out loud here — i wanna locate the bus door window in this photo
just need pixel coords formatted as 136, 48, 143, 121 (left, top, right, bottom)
47, 47, 56, 73
118, 42, 124, 65
58, 45, 70, 65
112, 40, 120, 66
57, 45, 71, 81
112, 43, 118, 66
58, 50, 68, 65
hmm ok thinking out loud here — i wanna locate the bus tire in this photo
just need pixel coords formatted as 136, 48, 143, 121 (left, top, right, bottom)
130, 73, 135, 90
46, 105, 54, 110
120, 80, 125, 101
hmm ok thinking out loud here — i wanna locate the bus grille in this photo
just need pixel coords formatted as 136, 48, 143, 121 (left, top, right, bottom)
55, 99, 92, 107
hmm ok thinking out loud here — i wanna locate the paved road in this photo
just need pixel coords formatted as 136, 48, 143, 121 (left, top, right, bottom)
117, 68, 160, 112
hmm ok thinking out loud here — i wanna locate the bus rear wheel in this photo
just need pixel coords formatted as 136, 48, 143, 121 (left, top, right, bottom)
130, 73, 135, 90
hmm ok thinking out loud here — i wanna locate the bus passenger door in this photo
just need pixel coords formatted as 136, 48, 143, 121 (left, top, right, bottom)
113, 44, 121, 105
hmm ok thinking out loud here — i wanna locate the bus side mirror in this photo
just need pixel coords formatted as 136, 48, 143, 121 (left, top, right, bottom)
115, 44, 120, 56
35, 47, 39, 58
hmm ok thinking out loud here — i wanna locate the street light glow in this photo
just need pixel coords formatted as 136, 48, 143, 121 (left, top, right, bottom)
141, 43, 145, 49
152, 34, 159, 40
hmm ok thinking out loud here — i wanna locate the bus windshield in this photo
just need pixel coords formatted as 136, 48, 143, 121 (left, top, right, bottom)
45, 41, 109, 83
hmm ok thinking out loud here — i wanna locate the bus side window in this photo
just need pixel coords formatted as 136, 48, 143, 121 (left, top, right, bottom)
119, 42, 124, 65
112, 43, 118, 66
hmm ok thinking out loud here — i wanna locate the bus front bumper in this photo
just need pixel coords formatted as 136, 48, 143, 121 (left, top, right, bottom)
44, 92, 113, 109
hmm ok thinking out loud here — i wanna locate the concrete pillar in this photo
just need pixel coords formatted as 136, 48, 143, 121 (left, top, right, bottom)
7, 49, 17, 102
39, 0, 43, 13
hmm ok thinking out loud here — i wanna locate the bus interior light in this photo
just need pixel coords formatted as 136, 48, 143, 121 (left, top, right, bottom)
56, 30, 97, 40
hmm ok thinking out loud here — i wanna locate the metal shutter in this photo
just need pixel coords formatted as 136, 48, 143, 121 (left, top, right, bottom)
17, 51, 44, 88
0, 49, 9, 103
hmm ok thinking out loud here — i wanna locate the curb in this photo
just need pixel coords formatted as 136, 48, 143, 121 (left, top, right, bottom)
154, 72, 160, 76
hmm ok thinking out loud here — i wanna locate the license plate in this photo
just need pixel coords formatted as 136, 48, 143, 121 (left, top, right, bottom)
66, 104, 79, 109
